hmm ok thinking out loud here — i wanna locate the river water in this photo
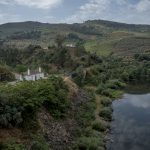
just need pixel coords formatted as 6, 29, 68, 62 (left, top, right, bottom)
107, 85, 150, 150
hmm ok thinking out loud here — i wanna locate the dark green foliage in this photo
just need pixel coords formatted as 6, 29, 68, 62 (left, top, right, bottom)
75, 136, 104, 150
67, 33, 81, 41
72, 67, 85, 87
0, 48, 21, 66
76, 95, 96, 127
75, 41, 87, 57
134, 53, 150, 61
99, 107, 112, 121
0, 96, 24, 128
0, 66, 15, 82
0, 140, 25, 150
51, 48, 71, 67
85, 20, 150, 31
8, 30, 41, 40
39, 76, 69, 118
70, 24, 103, 36
92, 121, 107, 132
0, 77, 68, 128
30, 135, 49, 150
55, 34, 65, 48
101, 97, 112, 107
105, 80, 126, 90
16, 65, 27, 74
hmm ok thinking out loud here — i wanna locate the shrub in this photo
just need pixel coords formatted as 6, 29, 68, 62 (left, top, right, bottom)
0, 66, 15, 82
0, 95, 24, 128
0, 76, 69, 128
0, 140, 25, 150
101, 97, 112, 107
76, 137, 100, 150
96, 84, 106, 94
105, 80, 126, 90
92, 121, 107, 132
101, 88, 113, 97
99, 107, 112, 121
38, 77, 69, 118
30, 135, 49, 150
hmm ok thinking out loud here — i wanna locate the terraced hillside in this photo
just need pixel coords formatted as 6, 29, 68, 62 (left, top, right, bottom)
0, 20, 150, 57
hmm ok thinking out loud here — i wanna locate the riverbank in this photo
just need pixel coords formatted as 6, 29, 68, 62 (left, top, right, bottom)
77, 85, 125, 150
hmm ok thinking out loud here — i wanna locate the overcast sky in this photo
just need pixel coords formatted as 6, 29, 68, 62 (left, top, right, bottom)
0, 0, 150, 25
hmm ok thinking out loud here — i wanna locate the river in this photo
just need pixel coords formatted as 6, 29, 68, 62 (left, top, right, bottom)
107, 84, 150, 150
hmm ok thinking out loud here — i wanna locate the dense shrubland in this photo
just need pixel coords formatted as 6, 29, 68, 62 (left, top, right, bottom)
7, 30, 41, 40
73, 55, 150, 88
0, 66, 14, 82
0, 76, 68, 128
0, 32, 150, 149
71, 50, 150, 150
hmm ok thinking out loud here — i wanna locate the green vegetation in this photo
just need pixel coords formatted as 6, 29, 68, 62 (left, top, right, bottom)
0, 20, 150, 57
99, 107, 112, 121
0, 76, 68, 129
0, 20, 150, 150
101, 97, 112, 107
75, 136, 104, 150
8, 30, 41, 40
0, 66, 15, 82
29, 134, 49, 150
0, 141, 26, 150
85, 39, 114, 56
0, 134, 49, 150
92, 121, 107, 132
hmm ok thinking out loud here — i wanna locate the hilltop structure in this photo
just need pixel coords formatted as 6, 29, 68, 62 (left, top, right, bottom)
16, 67, 44, 81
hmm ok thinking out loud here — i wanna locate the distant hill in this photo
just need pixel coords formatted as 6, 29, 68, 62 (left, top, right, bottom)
0, 20, 150, 57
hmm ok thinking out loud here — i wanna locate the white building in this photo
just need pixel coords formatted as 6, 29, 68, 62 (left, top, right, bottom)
17, 67, 45, 81
66, 44, 76, 48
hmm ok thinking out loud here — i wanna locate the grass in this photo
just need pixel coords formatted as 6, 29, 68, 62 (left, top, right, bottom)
101, 97, 112, 107
85, 34, 150, 58
75, 136, 105, 150
0, 141, 25, 150
92, 121, 107, 132
99, 107, 112, 121
84, 39, 113, 56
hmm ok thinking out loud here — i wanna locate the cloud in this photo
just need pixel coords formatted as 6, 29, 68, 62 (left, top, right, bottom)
0, 12, 21, 24
66, 0, 111, 23
65, 0, 150, 24
0, 0, 11, 5
0, 0, 63, 9
0, 0, 149, 24
135, 0, 150, 12
129, 94, 150, 109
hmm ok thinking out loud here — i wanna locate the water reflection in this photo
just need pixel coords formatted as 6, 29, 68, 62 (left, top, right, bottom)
107, 93, 150, 150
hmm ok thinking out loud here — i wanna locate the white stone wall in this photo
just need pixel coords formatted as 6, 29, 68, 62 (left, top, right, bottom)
36, 73, 44, 80
23, 73, 44, 81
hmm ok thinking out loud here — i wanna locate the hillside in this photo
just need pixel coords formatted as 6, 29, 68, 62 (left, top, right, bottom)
0, 20, 150, 57
0, 20, 150, 150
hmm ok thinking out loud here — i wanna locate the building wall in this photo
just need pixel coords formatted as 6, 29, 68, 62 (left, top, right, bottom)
24, 75, 36, 81
16, 72, 45, 81
24, 73, 44, 81
36, 73, 44, 80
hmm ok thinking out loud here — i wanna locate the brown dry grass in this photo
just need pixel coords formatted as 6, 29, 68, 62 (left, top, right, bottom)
63, 77, 78, 98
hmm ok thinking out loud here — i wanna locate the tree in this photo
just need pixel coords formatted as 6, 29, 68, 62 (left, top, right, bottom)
0, 66, 15, 82
55, 35, 65, 49
16, 65, 27, 74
